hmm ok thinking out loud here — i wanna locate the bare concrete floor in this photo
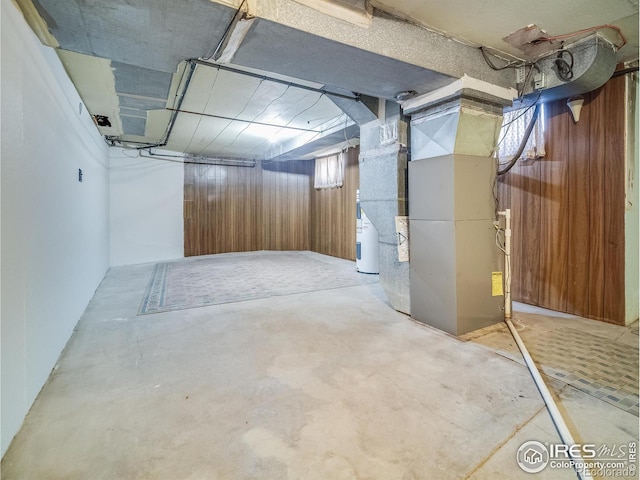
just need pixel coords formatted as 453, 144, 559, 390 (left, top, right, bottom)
2, 253, 638, 479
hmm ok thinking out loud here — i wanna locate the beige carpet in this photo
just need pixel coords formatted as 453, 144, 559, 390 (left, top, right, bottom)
139, 251, 378, 314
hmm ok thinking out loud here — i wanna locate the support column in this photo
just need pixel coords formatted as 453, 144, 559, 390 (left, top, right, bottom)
359, 100, 410, 314
404, 77, 515, 335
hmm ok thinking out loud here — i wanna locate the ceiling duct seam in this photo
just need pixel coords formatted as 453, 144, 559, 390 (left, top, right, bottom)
182, 66, 223, 154
191, 59, 361, 101
215, 19, 256, 64
166, 107, 324, 132
246, 111, 351, 159
191, 72, 298, 157
203, 0, 249, 61
118, 92, 171, 102
120, 112, 147, 119
134, 58, 361, 153
135, 60, 198, 150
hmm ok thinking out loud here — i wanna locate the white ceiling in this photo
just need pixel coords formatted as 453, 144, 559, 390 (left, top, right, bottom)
371, 0, 639, 62
19, 0, 640, 161
166, 63, 352, 159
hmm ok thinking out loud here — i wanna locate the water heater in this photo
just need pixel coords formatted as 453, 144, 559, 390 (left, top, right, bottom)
356, 190, 379, 274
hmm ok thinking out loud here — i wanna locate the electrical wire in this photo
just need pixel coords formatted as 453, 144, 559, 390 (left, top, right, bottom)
481, 47, 541, 100
134, 60, 198, 151
496, 103, 541, 176
194, 78, 271, 156
479, 45, 539, 101
479, 46, 524, 70
192, 59, 359, 101
492, 93, 541, 217
492, 167, 500, 220
241, 91, 330, 157
202, 0, 247, 60
495, 90, 542, 152
184, 68, 221, 153
169, 62, 190, 111
612, 66, 640, 77
171, 108, 323, 132
247, 109, 349, 159
257, 109, 354, 161
481, 24, 625, 100
215, 84, 295, 155
517, 62, 540, 99
516, 41, 605, 99
259, 112, 357, 166
498, 104, 534, 140
118, 147, 140, 159
535, 24, 626, 49
554, 50, 574, 81
495, 227, 507, 254
268, 92, 325, 137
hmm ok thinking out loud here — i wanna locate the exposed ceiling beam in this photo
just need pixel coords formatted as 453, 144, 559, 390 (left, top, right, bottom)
265, 122, 359, 161
229, 0, 514, 88
326, 94, 378, 126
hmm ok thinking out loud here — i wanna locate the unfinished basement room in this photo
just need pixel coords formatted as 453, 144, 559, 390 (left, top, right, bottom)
1, 0, 639, 478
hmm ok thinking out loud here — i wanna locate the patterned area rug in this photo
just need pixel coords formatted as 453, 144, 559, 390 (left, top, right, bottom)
139, 251, 378, 315
498, 327, 639, 416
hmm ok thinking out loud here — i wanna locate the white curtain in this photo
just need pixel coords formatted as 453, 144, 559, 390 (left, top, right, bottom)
497, 106, 546, 162
314, 152, 344, 189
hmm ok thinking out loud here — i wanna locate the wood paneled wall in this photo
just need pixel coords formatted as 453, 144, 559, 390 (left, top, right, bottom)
184, 148, 359, 260
184, 160, 313, 256
262, 161, 313, 251
309, 148, 359, 260
498, 76, 626, 324
184, 162, 262, 255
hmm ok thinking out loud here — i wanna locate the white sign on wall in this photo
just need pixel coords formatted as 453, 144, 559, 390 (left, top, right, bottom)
395, 216, 409, 262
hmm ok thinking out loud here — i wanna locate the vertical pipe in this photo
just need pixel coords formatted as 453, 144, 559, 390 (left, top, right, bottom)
498, 209, 593, 480
504, 208, 512, 319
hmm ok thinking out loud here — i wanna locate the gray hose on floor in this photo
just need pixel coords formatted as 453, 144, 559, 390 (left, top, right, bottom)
505, 318, 593, 480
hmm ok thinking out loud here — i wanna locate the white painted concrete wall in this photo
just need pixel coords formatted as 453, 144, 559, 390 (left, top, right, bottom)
109, 149, 184, 266
625, 72, 639, 325
1, 0, 110, 456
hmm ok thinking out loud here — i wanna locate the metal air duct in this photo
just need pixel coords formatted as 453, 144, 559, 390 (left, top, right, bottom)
522, 35, 617, 104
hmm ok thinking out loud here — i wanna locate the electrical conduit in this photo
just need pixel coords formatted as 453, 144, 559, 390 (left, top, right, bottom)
498, 209, 593, 480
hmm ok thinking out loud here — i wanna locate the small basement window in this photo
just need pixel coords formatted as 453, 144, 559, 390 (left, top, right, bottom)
314, 152, 344, 189
497, 104, 546, 162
